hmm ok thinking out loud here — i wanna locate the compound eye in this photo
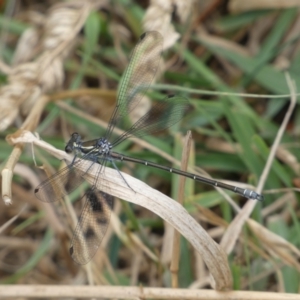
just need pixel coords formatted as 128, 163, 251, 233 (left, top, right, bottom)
65, 145, 73, 153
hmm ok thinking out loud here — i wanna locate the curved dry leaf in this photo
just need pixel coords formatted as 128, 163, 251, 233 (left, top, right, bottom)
10, 130, 232, 290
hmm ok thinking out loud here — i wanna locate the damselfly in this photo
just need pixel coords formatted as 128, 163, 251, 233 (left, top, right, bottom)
35, 31, 263, 265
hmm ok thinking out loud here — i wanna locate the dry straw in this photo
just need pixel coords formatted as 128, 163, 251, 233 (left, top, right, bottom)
0, 2, 99, 130
1, 2, 104, 205
0, 285, 299, 299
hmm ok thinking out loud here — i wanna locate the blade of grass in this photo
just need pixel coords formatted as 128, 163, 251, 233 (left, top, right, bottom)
242, 9, 298, 86
223, 103, 262, 177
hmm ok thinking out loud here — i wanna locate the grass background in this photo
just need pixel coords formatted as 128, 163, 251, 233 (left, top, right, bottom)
1, 0, 300, 297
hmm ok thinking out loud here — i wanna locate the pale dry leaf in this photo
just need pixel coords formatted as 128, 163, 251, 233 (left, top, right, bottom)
229, 0, 300, 13
196, 28, 250, 57
12, 27, 40, 65
143, 0, 180, 50
173, 0, 195, 22
11, 130, 233, 290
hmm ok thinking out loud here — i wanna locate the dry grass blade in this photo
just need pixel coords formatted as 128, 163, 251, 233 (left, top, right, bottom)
0, 205, 27, 234
10, 130, 232, 290
247, 219, 300, 271
170, 131, 193, 288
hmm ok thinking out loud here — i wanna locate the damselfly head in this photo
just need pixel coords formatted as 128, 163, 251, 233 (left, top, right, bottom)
65, 132, 81, 153
65, 144, 74, 154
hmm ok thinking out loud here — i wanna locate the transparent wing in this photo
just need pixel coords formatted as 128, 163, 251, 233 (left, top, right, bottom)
104, 31, 163, 141
34, 158, 96, 203
69, 189, 113, 265
112, 95, 190, 146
